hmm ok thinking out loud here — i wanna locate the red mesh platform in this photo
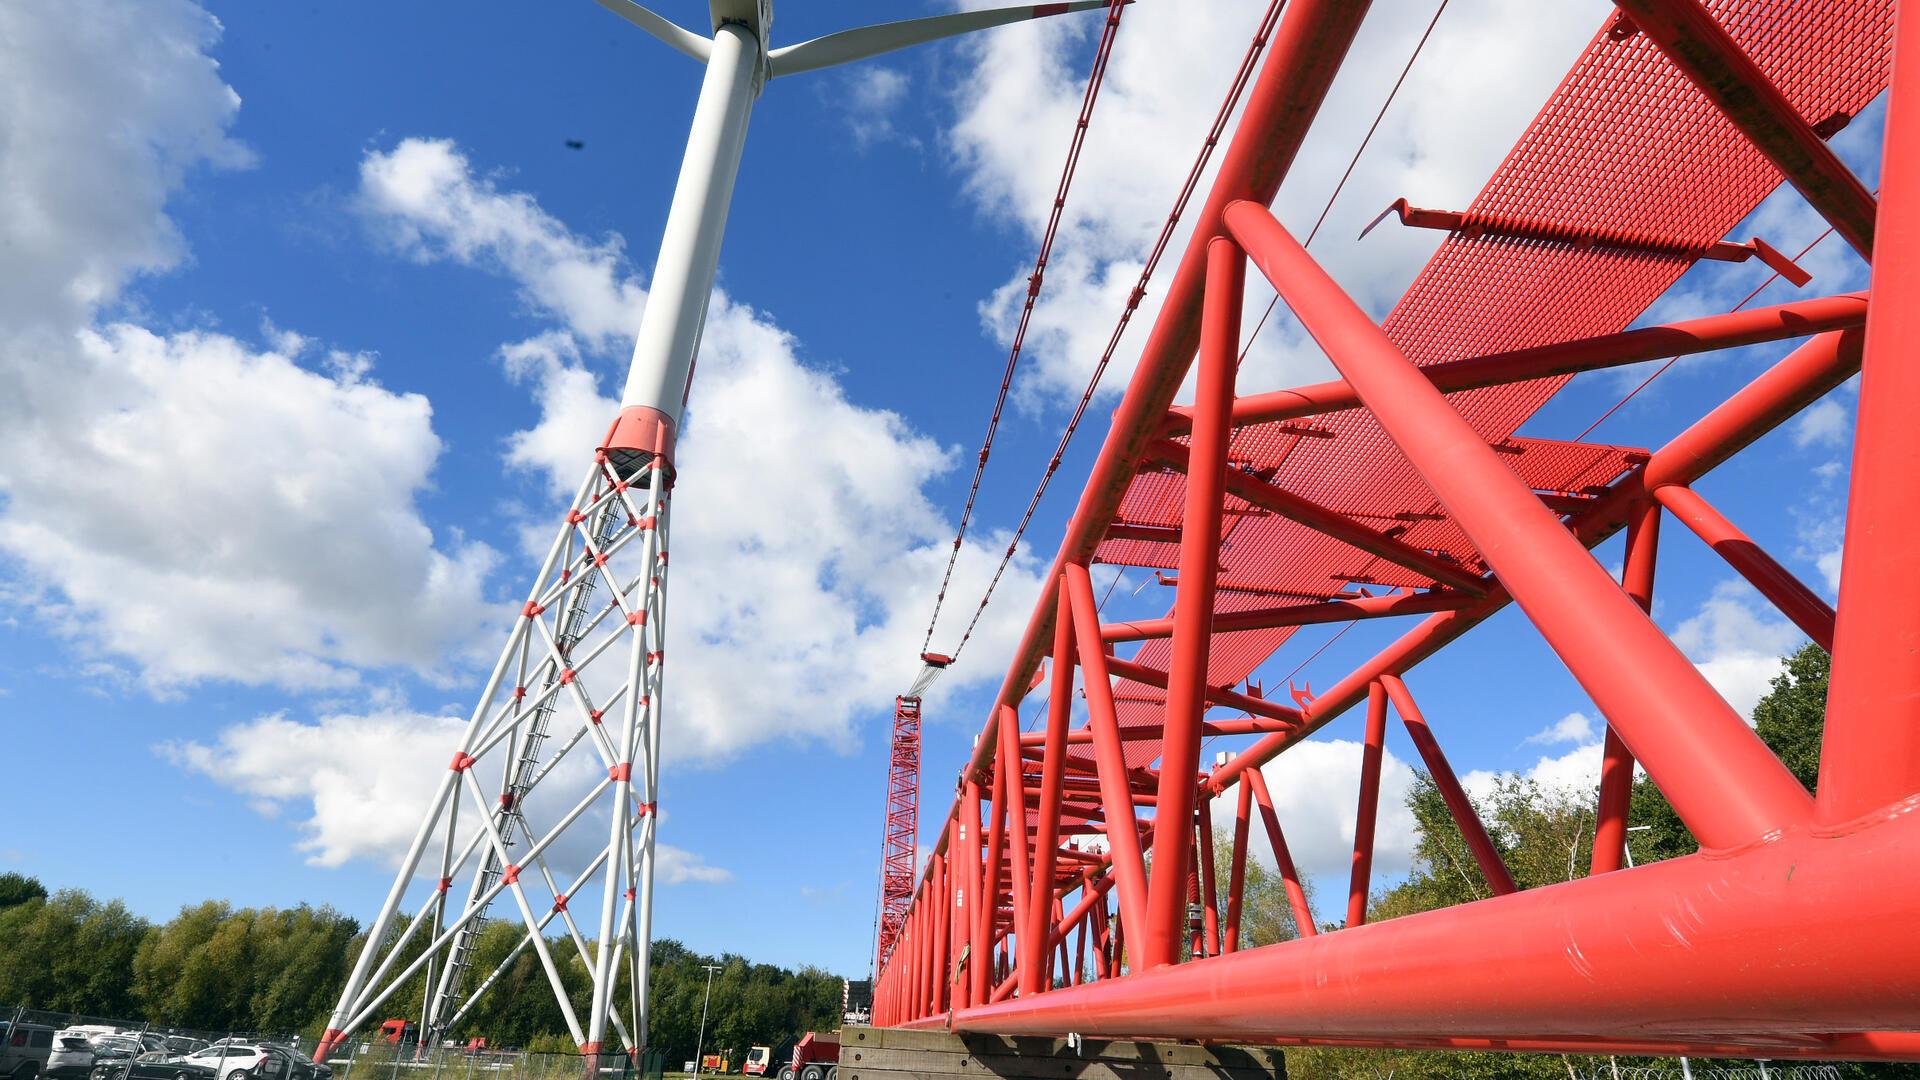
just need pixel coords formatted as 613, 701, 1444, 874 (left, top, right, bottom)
1086, 0, 1893, 774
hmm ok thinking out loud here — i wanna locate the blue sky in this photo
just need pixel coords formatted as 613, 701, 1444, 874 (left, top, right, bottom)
0, 0, 1883, 984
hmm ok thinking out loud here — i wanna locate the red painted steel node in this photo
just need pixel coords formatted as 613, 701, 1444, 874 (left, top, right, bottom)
599, 404, 676, 481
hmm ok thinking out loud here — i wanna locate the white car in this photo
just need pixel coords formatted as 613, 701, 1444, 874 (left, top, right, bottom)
170, 1048, 284, 1080
45, 1033, 95, 1080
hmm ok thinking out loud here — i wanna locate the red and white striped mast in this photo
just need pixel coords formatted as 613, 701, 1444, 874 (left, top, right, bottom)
312, 1, 1115, 1068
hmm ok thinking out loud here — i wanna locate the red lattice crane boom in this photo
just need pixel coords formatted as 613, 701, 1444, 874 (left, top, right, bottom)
875, 695, 921, 965
876, 654, 951, 966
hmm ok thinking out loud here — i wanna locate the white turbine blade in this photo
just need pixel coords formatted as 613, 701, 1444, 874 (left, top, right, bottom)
767, 0, 1121, 79
591, 0, 713, 62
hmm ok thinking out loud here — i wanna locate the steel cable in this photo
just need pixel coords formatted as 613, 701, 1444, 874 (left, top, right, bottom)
919, 0, 1131, 655
936, 0, 1294, 666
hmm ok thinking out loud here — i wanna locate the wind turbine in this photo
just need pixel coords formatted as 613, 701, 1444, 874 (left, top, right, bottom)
312, 0, 1116, 1069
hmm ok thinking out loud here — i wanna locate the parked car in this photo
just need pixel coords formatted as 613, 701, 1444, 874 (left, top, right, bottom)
2, 1021, 57, 1080
45, 1033, 96, 1080
87, 1054, 213, 1080
257, 1049, 325, 1080
86, 1038, 166, 1065
84, 1040, 133, 1066
166, 1045, 285, 1080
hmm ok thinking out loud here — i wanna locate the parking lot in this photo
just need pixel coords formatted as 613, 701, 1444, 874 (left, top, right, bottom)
2, 1012, 660, 1080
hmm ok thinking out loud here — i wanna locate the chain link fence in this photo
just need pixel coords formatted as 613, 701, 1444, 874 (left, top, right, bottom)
322, 1043, 663, 1080
1574, 1060, 1843, 1068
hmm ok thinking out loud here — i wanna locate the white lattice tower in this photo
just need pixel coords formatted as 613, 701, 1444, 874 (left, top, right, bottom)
310, 2, 1113, 1067
315, 438, 671, 1065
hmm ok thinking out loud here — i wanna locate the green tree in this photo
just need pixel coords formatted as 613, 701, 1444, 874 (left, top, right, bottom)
1204, 826, 1320, 950
1370, 773, 1595, 924
0, 888, 147, 1016
133, 901, 242, 1028
1627, 641, 1829, 864
0, 873, 48, 910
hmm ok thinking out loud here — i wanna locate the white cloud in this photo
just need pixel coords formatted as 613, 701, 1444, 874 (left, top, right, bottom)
0, 0, 251, 336
1670, 580, 1802, 721
1523, 712, 1595, 746
1792, 398, 1849, 448
354, 139, 1049, 763
656, 846, 733, 886
1, 326, 500, 691
0, 0, 498, 693
1796, 452, 1851, 597
1465, 741, 1607, 805
947, 0, 1609, 409
357, 138, 645, 350
838, 67, 914, 147
1212, 738, 1419, 885
161, 710, 730, 885
161, 710, 468, 868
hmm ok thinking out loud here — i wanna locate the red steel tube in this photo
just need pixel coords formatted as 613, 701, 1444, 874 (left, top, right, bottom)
1053, 897, 1070, 985
1593, 498, 1660, 875
1100, 588, 1472, 643
1347, 681, 1389, 928
1143, 238, 1241, 969
1072, 916, 1087, 986
1102, 655, 1303, 728
997, 706, 1033, 978
1821, 0, 1920, 826
1244, 766, 1315, 937
907, 890, 923, 1020
1020, 587, 1078, 993
940, 0, 1375, 862
1653, 484, 1835, 650
1196, 796, 1221, 957
1224, 199, 1813, 850
1050, 873, 1116, 951
1094, 894, 1113, 980
1199, 326, 1852, 801
886, 0, 1378, 992
1200, 293, 1856, 862
1613, 0, 1876, 258
1641, 329, 1863, 490
1021, 716, 1295, 749
1380, 675, 1517, 896
1224, 779, 1251, 953
1148, 440, 1489, 595
931, 851, 950, 1015
977, 745, 1011, 1008
1238, 1033, 1920, 1061
1065, 563, 1153, 946
927, 810, 1920, 1045
1180, 291, 1866, 430
961, 779, 985, 1008
1184, 863, 1204, 959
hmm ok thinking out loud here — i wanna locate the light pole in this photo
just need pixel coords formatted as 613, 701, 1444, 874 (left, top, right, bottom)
690, 964, 722, 1075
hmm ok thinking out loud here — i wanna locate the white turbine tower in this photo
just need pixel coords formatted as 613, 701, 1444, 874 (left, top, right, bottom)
313, 0, 1115, 1069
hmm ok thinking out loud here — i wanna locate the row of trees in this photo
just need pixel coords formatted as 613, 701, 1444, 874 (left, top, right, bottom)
0, 880, 842, 1066
0, 888, 357, 1035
